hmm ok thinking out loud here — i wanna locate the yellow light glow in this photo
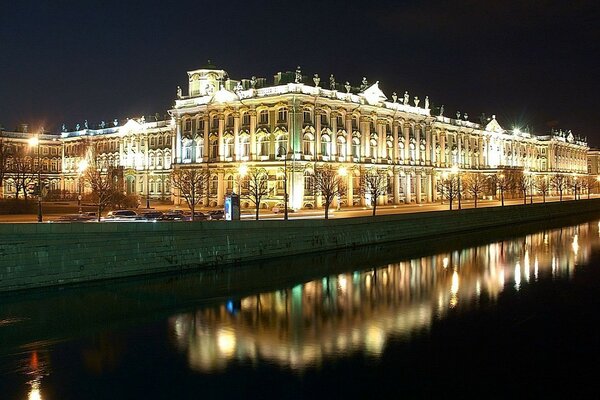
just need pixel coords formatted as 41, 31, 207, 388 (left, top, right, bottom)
217, 329, 236, 357
28, 136, 39, 147
77, 159, 88, 173
29, 381, 42, 400
450, 165, 459, 175
572, 234, 579, 255
238, 163, 248, 177
338, 166, 348, 177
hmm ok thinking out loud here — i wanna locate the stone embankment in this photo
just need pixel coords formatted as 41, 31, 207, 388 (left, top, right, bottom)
1, 199, 599, 292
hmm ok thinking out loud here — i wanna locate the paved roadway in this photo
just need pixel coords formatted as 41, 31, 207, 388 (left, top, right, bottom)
0, 195, 589, 223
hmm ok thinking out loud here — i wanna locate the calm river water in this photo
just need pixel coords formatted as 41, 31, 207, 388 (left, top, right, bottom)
1, 216, 600, 399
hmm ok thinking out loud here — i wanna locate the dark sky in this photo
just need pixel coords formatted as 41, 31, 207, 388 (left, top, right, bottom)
1, 0, 599, 144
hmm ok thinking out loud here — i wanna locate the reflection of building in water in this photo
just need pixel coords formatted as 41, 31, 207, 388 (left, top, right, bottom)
170, 223, 595, 372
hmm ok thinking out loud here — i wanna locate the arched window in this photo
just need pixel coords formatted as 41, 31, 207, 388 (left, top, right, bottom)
259, 110, 269, 125
226, 175, 234, 193
337, 136, 346, 158
321, 134, 331, 157
210, 137, 218, 159
196, 137, 204, 160
183, 140, 192, 162
304, 170, 314, 196
352, 137, 361, 159
240, 135, 250, 158
224, 136, 234, 159
210, 176, 218, 195
276, 134, 287, 158
370, 139, 378, 159
258, 135, 269, 157
303, 110, 312, 124
386, 141, 393, 160
303, 133, 314, 156
278, 108, 287, 123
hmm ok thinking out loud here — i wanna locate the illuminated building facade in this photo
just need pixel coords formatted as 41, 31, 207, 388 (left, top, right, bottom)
0, 125, 62, 198
60, 118, 173, 200
170, 64, 589, 209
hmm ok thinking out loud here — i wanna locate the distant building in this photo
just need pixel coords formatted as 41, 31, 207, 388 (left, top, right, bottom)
587, 148, 600, 175
0, 125, 62, 198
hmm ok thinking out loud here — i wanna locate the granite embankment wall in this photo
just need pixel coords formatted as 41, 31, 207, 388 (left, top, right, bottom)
2, 199, 600, 292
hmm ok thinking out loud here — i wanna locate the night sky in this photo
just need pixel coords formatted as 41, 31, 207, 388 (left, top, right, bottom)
1, 1, 598, 144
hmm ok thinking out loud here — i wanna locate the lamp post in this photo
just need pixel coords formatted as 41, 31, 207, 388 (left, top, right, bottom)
77, 159, 88, 213
451, 164, 461, 210
28, 135, 42, 222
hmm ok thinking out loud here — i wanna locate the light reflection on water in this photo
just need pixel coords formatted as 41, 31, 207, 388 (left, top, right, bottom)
169, 222, 593, 373
2, 219, 598, 398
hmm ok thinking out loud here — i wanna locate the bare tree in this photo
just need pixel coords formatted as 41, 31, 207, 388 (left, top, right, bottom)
550, 173, 568, 201
514, 173, 528, 205
582, 175, 596, 199
438, 173, 458, 210
536, 176, 550, 203
360, 169, 388, 216
245, 168, 270, 220
85, 162, 118, 222
11, 149, 35, 200
496, 173, 511, 206
573, 176, 584, 200
170, 167, 209, 221
0, 138, 9, 198
463, 172, 486, 208
312, 166, 346, 219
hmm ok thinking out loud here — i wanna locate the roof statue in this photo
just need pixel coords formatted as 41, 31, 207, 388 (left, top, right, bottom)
84, 120, 88, 129
360, 77, 368, 91
329, 74, 335, 90
344, 81, 351, 93
235, 81, 243, 93
439, 105, 444, 116
251, 76, 257, 89
392, 92, 398, 103
313, 74, 320, 87
295, 66, 302, 83
464, 112, 468, 120
424, 96, 429, 110
403, 91, 409, 105
75, 123, 80, 131
414, 96, 420, 107
113, 119, 118, 127
177, 86, 182, 99
61, 124, 66, 132
456, 111, 461, 120
100, 121, 106, 129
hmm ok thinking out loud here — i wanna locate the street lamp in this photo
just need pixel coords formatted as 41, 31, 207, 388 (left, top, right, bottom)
77, 159, 88, 213
451, 164, 461, 210
28, 135, 42, 222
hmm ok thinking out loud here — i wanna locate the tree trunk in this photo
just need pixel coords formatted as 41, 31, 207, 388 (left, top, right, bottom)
324, 203, 329, 220
97, 203, 101, 222
501, 191, 504, 206
543, 193, 546, 203
474, 195, 478, 208
255, 203, 260, 220
191, 204, 195, 221
372, 202, 377, 216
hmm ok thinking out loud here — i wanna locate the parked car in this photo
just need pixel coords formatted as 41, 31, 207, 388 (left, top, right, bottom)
208, 210, 225, 220
160, 210, 185, 221
183, 211, 208, 221
105, 210, 138, 220
137, 211, 164, 221
54, 213, 96, 222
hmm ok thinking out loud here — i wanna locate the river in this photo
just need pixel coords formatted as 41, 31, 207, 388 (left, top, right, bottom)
1, 215, 599, 399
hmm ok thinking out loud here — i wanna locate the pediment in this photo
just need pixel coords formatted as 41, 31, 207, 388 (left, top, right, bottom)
361, 82, 387, 105
485, 117, 504, 133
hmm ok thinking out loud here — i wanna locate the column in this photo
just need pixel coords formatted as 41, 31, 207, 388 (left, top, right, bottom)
249, 110, 257, 160
218, 113, 225, 162
346, 172, 353, 206
378, 120, 386, 161
440, 132, 446, 167
432, 174, 438, 202
392, 121, 399, 162
330, 112, 338, 158
346, 115, 353, 162
217, 171, 225, 206
175, 117, 182, 164
415, 173, 422, 203
315, 108, 322, 158
426, 174, 433, 203
393, 170, 400, 205
404, 173, 411, 203
403, 123, 410, 163
203, 116, 209, 162
360, 116, 370, 159
233, 112, 240, 160
415, 124, 421, 164
425, 125, 431, 165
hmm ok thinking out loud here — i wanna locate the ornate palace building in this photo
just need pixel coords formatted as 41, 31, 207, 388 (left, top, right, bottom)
169, 64, 588, 209
0, 63, 590, 206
